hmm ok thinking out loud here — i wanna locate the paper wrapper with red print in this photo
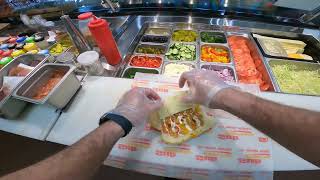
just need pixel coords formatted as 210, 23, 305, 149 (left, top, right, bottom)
103, 73, 273, 180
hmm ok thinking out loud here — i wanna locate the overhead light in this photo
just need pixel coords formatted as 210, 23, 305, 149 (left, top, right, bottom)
224, 0, 228, 7
188, 16, 192, 24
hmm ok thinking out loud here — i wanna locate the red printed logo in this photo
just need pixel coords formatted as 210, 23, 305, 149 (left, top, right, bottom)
259, 137, 268, 142
118, 144, 137, 152
238, 158, 261, 164
152, 87, 168, 93
218, 134, 239, 140
155, 150, 176, 158
196, 155, 217, 162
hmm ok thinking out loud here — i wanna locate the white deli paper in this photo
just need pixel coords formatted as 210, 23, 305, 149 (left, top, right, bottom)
104, 73, 273, 180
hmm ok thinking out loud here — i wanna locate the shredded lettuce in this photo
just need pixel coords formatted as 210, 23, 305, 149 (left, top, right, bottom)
271, 63, 320, 95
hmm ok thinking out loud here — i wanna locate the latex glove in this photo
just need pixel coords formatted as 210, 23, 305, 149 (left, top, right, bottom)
111, 87, 163, 127
179, 69, 234, 108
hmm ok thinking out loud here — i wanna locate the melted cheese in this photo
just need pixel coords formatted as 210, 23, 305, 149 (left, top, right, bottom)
162, 108, 204, 138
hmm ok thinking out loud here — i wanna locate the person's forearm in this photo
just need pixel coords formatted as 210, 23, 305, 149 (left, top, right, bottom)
1, 121, 124, 180
214, 88, 320, 166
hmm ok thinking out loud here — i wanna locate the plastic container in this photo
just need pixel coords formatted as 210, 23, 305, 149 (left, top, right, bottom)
78, 12, 95, 46
77, 51, 104, 75
88, 16, 121, 66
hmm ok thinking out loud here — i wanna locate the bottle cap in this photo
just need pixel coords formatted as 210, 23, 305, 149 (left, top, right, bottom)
8, 37, 17, 43
25, 36, 35, 43
0, 57, 13, 65
0, 44, 8, 50
16, 37, 26, 43
78, 12, 93, 20
88, 16, 108, 29
2, 50, 13, 57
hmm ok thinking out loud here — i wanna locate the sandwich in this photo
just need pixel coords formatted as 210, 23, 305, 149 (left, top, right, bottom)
149, 92, 215, 144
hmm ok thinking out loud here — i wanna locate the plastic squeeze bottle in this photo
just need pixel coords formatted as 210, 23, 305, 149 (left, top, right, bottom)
88, 16, 121, 66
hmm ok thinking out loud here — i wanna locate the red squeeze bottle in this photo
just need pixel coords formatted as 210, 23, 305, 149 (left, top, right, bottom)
88, 16, 121, 65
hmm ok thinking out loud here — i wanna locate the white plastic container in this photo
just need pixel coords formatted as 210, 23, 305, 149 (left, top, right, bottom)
77, 51, 104, 75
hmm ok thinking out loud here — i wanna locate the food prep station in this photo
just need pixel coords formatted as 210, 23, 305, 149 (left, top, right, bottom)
0, 12, 320, 178
115, 20, 319, 97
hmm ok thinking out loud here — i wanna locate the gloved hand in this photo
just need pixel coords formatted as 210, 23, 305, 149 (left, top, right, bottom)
179, 69, 234, 108
111, 87, 163, 127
